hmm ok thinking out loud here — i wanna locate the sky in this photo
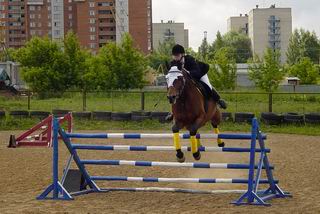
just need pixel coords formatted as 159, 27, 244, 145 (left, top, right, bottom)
152, 0, 320, 50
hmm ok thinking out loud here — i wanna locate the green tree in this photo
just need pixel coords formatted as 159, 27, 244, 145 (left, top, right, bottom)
97, 33, 148, 89
148, 38, 175, 73
208, 47, 237, 90
248, 48, 285, 92
210, 31, 224, 57
14, 36, 70, 96
287, 29, 320, 65
198, 37, 210, 61
63, 31, 91, 89
287, 57, 319, 84
210, 31, 251, 63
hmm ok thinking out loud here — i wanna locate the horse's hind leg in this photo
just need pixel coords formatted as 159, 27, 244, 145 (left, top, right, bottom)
211, 123, 225, 147
172, 123, 185, 163
211, 110, 225, 147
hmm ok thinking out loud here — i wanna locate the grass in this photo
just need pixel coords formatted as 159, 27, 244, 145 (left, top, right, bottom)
1, 91, 320, 114
1, 91, 320, 136
1, 117, 319, 136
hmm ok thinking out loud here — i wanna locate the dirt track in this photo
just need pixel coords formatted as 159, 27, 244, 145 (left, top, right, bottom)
1, 130, 320, 214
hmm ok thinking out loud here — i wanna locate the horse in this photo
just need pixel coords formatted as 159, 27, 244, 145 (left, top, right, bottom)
166, 66, 225, 163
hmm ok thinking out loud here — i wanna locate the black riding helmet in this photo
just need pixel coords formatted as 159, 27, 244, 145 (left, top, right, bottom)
172, 44, 185, 55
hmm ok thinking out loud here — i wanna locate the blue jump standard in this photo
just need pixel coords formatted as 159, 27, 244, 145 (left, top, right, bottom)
37, 117, 291, 206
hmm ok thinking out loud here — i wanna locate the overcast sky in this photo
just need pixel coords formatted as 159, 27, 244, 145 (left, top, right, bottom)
152, 0, 320, 50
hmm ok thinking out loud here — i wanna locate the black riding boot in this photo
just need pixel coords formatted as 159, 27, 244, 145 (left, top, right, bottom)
212, 87, 227, 109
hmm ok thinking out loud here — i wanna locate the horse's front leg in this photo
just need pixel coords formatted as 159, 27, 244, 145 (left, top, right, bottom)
189, 119, 204, 161
172, 123, 185, 163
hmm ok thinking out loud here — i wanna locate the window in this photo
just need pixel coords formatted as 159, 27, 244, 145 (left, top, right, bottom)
68, 6, 72, 11
48, 22, 51, 27
89, 18, 95, 24
54, 6, 59, 11
89, 10, 95, 16
37, 6, 41, 10
90, 43, 96, 49
48, 6, 51, 11
54, 30, 60, 36
53, 14, 59, 19
68, 0, 72, 2
90, 27, 95, 32
68, 14, 72, 19
69, 21, 72, 27
98, 10, 111, 14
30, 14, 35, 19
30, 22, 36, 27
38, 14, 41, 19
38, 22, 41, 27
90, 35, 95, 40
29, 6, 35, 11
30, 30, 36, 35
89, 2, 94, 7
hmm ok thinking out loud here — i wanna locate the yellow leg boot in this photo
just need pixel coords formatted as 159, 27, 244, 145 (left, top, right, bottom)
191, 135, 201, 160
173, 133, 184, 162
214, 128, 225, 147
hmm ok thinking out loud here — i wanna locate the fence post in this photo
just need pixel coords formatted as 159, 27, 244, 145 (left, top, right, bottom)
82, 90, 87, 111
268, 93, 273, 113
141, 91, 145, 111
27, 90, 31, 110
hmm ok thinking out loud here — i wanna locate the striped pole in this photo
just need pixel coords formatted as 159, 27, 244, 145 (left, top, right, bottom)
90, 176, 278, 184
71, 144, 270, 153
80, 160, 274, 170
66, 133, 267, 140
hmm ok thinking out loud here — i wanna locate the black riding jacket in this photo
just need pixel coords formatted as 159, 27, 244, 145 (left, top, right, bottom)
170, 55, 209, 80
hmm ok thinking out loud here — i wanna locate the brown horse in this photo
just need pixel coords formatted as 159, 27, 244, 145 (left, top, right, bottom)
166, 67, 225, 162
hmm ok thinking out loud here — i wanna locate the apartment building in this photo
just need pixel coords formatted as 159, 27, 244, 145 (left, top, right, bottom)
0, 0, 152, 54
152, 20, 189, 51
228, 5, 292, 63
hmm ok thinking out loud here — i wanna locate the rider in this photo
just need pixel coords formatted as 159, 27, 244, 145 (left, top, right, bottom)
168, 44, 227, 109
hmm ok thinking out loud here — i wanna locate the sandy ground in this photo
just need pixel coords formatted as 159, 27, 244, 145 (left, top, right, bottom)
0, 130, 320, 214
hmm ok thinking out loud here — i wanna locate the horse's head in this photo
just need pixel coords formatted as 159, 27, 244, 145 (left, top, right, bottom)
165, 66, 186, 104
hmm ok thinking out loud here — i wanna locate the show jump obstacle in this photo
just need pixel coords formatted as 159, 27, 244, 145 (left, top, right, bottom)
8, 113, 72, 147
37, 117, 291, 206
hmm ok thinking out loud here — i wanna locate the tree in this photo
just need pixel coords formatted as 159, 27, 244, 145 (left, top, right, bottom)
198, 37, 210, 61
287, 57, 319, 84
63, 31, 91, 90
97, 33, 148, 89
248, 48, 285, 92
208, 47, 237, 90
148, 38, 175, 73
14, 36, 71, 96
210, 31, 224, 57
287, 29, 320, 65
210, 31, 252, 63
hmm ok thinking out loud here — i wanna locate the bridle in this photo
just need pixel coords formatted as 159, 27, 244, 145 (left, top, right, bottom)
167, 69, 187, 100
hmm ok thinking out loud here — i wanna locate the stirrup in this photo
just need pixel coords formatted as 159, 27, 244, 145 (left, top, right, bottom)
165, 113, 173, 121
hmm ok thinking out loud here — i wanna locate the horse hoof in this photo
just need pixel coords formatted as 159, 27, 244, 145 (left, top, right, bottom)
176, 155, 185, 163
193, 151, 201, 161
176, 151, 185, 163
218, 142, 225, 147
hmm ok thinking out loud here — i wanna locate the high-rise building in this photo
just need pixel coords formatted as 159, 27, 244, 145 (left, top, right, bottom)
0, 0, 152, 54
227, 14, 248, 35
152, 20, 189, 51
228, 5, 292, 63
